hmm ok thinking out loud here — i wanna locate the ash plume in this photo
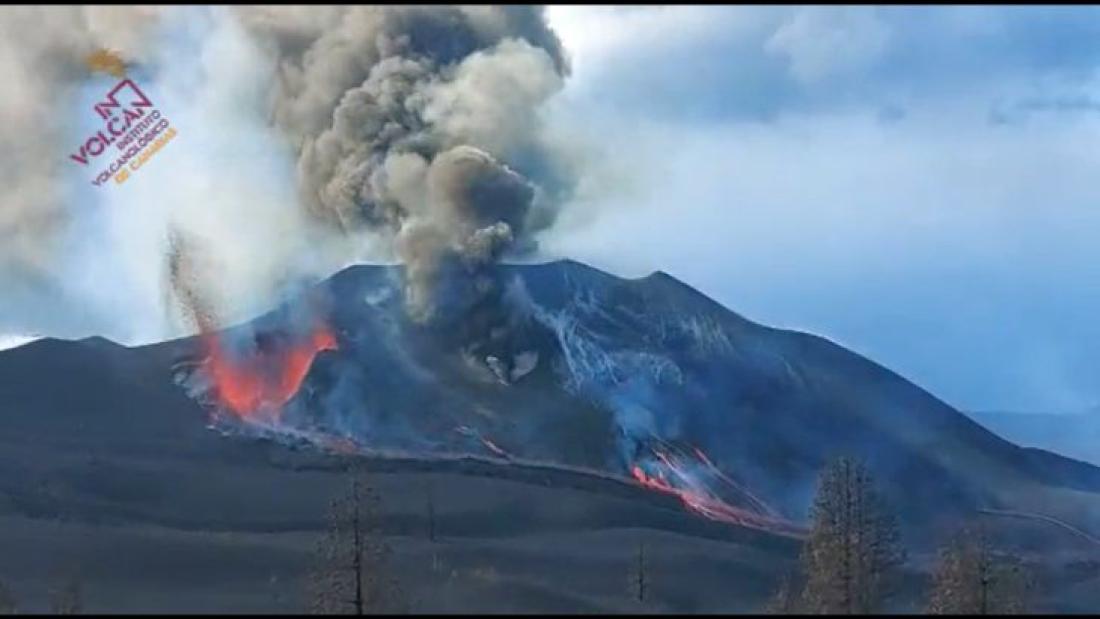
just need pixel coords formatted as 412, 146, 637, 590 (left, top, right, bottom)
0, 6, 575, 348
165, 226, 219, 335
0, 6, 160, 328
234, 6, 572, 325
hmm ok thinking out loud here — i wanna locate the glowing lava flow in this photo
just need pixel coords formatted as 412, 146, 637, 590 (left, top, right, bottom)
454, 425, 513, 459
480, 436, 510, 459
630, 445, 804, 537
201, 326, 338, 425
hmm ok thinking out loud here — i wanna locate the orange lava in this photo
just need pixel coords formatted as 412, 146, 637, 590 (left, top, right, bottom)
481, 437, 510, 459
454, 425, 512, 459
630, 449, 804, 537
202, 325, 338, 425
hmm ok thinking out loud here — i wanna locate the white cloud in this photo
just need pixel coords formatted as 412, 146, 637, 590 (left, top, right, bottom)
764, 6, 890, 84
547, 6, 738, 72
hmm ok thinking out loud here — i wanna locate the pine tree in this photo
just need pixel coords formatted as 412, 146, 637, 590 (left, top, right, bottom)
308, 469, 406, 614
764, 570, 803, 614
0, 580, 17, 614
800, 456, 905, 614
926, 524, 1029, 614
49, 574, 82, 615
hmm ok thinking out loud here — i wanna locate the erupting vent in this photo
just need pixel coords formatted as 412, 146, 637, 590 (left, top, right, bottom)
200, 324, 338, 425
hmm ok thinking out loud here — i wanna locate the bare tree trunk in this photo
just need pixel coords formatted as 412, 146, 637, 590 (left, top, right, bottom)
853, 465, 865, 614
308, 467, 406, 615
352, 476, 363, 616
978, 526, 989, 615
0, 580, 17, 615
926, 522, 1028, 615
49, 573, 82, 615
426, 484, 436, 543
841, 458, 852, 614
627, 536, 648, 606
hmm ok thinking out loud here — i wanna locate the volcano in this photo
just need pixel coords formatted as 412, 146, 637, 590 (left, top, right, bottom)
1, 260, 1099, 611
175, 260, 1100, 535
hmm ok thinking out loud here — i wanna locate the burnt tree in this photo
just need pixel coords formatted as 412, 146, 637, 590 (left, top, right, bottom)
926, 524, 1029, 614
627, 537, 649, 606
48, 575, 82, 615
308, 469, 406, 614
47, 565, 83, 615
0, 580, 16, 614
425, 482, 436, 543
799, 456, 905, 614
764, 570, 804, 614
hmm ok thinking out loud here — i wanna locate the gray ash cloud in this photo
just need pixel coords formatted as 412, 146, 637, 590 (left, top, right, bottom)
235, 6, 573, 325
0, 6, 574, 348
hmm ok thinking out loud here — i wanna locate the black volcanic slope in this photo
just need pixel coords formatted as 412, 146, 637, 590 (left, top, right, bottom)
182, 260, 1100, 531
0, 260, 1098, 612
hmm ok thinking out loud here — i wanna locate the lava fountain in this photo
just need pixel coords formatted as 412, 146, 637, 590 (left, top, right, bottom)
200, 324, 338, 425
167, 227, 338, 426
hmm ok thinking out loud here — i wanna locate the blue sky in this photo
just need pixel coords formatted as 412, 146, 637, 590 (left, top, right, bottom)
539, 6, 1100, 414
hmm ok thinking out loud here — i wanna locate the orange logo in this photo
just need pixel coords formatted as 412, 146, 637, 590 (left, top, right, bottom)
86, 48, 128, 79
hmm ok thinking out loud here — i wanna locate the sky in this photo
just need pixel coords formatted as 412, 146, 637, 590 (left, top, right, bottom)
537, 5, 1100, 415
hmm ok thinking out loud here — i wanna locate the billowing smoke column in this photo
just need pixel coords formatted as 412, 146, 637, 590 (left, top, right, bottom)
0, 6, 571, 349
233, 6, 571, 327
165, 7, 574, 413
160, 5, 572, 431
